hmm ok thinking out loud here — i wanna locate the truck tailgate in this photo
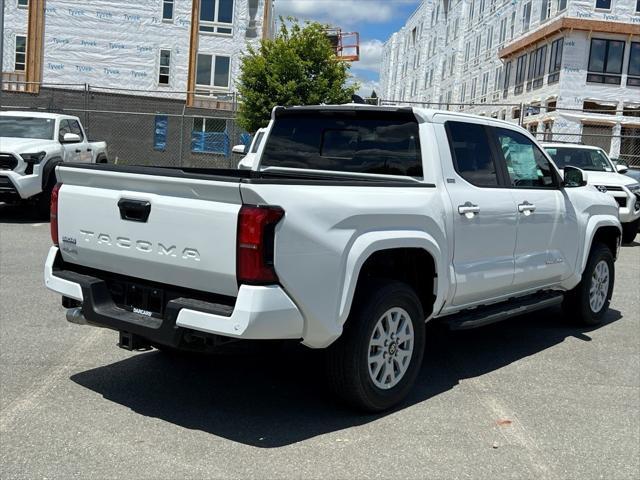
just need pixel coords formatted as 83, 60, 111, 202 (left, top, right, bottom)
55, 166, 242, 297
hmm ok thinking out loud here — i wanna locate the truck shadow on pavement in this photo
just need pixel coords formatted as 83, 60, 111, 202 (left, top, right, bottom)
0, 203, 46, 224
70, 306, 622, 448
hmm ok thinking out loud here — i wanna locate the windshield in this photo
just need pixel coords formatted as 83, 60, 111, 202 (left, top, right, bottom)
0, 116, 56, 140
544, 146, 614, 172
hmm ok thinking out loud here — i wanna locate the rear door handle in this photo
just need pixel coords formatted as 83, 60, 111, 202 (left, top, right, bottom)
518, 201, 536, 214
118, 199, 151, 223
458, 202, 480, 217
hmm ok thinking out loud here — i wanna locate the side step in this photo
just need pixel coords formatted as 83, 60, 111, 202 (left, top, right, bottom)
443, 292, 564, 331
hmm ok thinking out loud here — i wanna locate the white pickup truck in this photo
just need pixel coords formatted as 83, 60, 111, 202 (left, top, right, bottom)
0, 111, 108, 214
542, 143, 640, 243
44, 106, 622, 411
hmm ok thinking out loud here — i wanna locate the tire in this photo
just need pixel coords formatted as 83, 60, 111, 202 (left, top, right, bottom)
621, 219, 639, 245
35, 179, 54, 218
96, 155, 108, 164
562, 243, 614, 326
326, 281, 426, 412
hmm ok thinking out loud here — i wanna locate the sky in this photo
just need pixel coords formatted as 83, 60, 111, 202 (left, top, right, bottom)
274, 0, 421, 96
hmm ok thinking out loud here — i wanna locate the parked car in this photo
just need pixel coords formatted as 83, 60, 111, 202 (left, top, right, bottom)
233, 127, 268, 170
0, 111, 108, 214
542, 143, 640, 243
45, 105, 621, 411
610, 158, 640, 183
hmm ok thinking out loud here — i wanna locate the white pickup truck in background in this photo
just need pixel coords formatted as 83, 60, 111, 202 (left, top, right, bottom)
543, 143, 640, 243
45, 105, 622, 411
0, 111, 108, 214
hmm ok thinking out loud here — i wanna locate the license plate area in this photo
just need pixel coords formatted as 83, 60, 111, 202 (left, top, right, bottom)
108, 280, 165, 318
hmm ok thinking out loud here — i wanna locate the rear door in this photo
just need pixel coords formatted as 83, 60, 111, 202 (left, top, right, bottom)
493, 127, 579, 288
439, 117, 519, 307
55, 166, 243, 297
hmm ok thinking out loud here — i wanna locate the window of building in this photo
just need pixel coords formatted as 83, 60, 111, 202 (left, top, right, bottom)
446, 121, 500, 187
595, 0, 611, 9
522, 2, 532, 32
587, 38, 625, 84
541, 0, 551, 21
470, 77, 478, 101
557, 0, 567, 11
162, 0, 174, 20
464, 41, 471, 62
494, 66, 502, 92
628, 42, 640, 87
195, 54, 231, 92
499, 17, 507, 45
496, 128, 556, 188
200, 0, 234, 35
543, 121, 554, 141
548, 37, 563, 84
158, 49, 171, 85
14, 35, 26, 71
411, 27, 417, 46
261, 111, 423, 178
192, 117, 228, 154
532, 45, 547, 88
17, 0, 28, 7
475, 35, 481, 59
481, 71, 489, 98
503, 60, 512, 98
460, 82, 467, 102
636, 0, 640, 12
514, 53, 527, 94
478, 0, 485, 18
509, 11, 516, 39
486, 26, 493, 52
450, 54, 456, 76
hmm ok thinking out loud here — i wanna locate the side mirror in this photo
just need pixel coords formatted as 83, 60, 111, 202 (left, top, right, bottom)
232, 144, 247, 155
616, 164, 628, 174
61, 132, 81, 144
563, 166, 588, 187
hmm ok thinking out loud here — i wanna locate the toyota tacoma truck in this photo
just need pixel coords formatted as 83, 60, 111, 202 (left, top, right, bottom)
0, 111, 108, 214
543, 143, 640, 243
44, 106, 621, 411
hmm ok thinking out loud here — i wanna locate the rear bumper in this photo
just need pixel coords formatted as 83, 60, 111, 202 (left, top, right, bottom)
44, 247, 304, 347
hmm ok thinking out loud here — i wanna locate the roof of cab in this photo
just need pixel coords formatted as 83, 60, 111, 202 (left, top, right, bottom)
0, 110, 74, 120
272, 104, 518, 128
541, 143, 602, 150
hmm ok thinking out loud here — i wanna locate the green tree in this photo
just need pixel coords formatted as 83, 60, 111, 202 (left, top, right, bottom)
237, 19, 358, 133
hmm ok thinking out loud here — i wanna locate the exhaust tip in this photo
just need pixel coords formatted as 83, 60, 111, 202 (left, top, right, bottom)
66, 307, 88, 325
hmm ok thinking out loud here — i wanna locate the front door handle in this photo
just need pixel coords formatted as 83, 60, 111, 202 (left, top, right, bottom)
75, 149, 82, 153
518, 201, 536, 214
458, 202, 480, 218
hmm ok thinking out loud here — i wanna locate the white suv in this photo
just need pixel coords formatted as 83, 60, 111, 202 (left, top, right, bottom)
543, 143, 640, 244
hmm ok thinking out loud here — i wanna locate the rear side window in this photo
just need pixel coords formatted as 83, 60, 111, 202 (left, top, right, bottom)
250, 131, 265, 154
446, 121, 499, 187
260, 110, 423, 177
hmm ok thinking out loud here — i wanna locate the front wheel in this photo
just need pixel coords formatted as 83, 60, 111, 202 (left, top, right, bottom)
621, 219, 639, 244
562, 243, 614, 326
326, 281, 426, 412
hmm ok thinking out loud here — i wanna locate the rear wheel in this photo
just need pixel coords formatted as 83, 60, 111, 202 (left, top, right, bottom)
326, 281, 426, 412
621, 219, 639, 244
562, 243, 614, 326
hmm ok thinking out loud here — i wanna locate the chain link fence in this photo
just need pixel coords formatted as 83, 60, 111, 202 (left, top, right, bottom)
2, 84, 639, 169
0, 83, 249, 168
378, 97, 640, 168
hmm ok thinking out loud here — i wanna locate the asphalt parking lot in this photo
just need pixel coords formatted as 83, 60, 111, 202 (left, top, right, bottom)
0, 203, 638, 480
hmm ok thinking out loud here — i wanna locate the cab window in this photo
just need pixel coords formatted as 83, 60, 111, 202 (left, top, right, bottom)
446, 121, 500, 187
495, 128, 557, 188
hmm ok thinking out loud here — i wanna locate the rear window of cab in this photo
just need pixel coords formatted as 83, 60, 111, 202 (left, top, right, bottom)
260, 109, 423, 178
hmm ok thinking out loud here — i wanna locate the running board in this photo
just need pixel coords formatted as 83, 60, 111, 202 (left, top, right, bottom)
443, 292, 564, 331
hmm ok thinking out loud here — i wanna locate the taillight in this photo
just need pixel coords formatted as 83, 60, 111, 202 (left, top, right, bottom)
50, 183, 62, 246
237, 205, 284, 285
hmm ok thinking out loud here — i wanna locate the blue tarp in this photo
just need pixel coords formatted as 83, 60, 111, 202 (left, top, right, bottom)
191, 131, 230, 156
240, 132, 252, 149
154, 115, 168, 151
